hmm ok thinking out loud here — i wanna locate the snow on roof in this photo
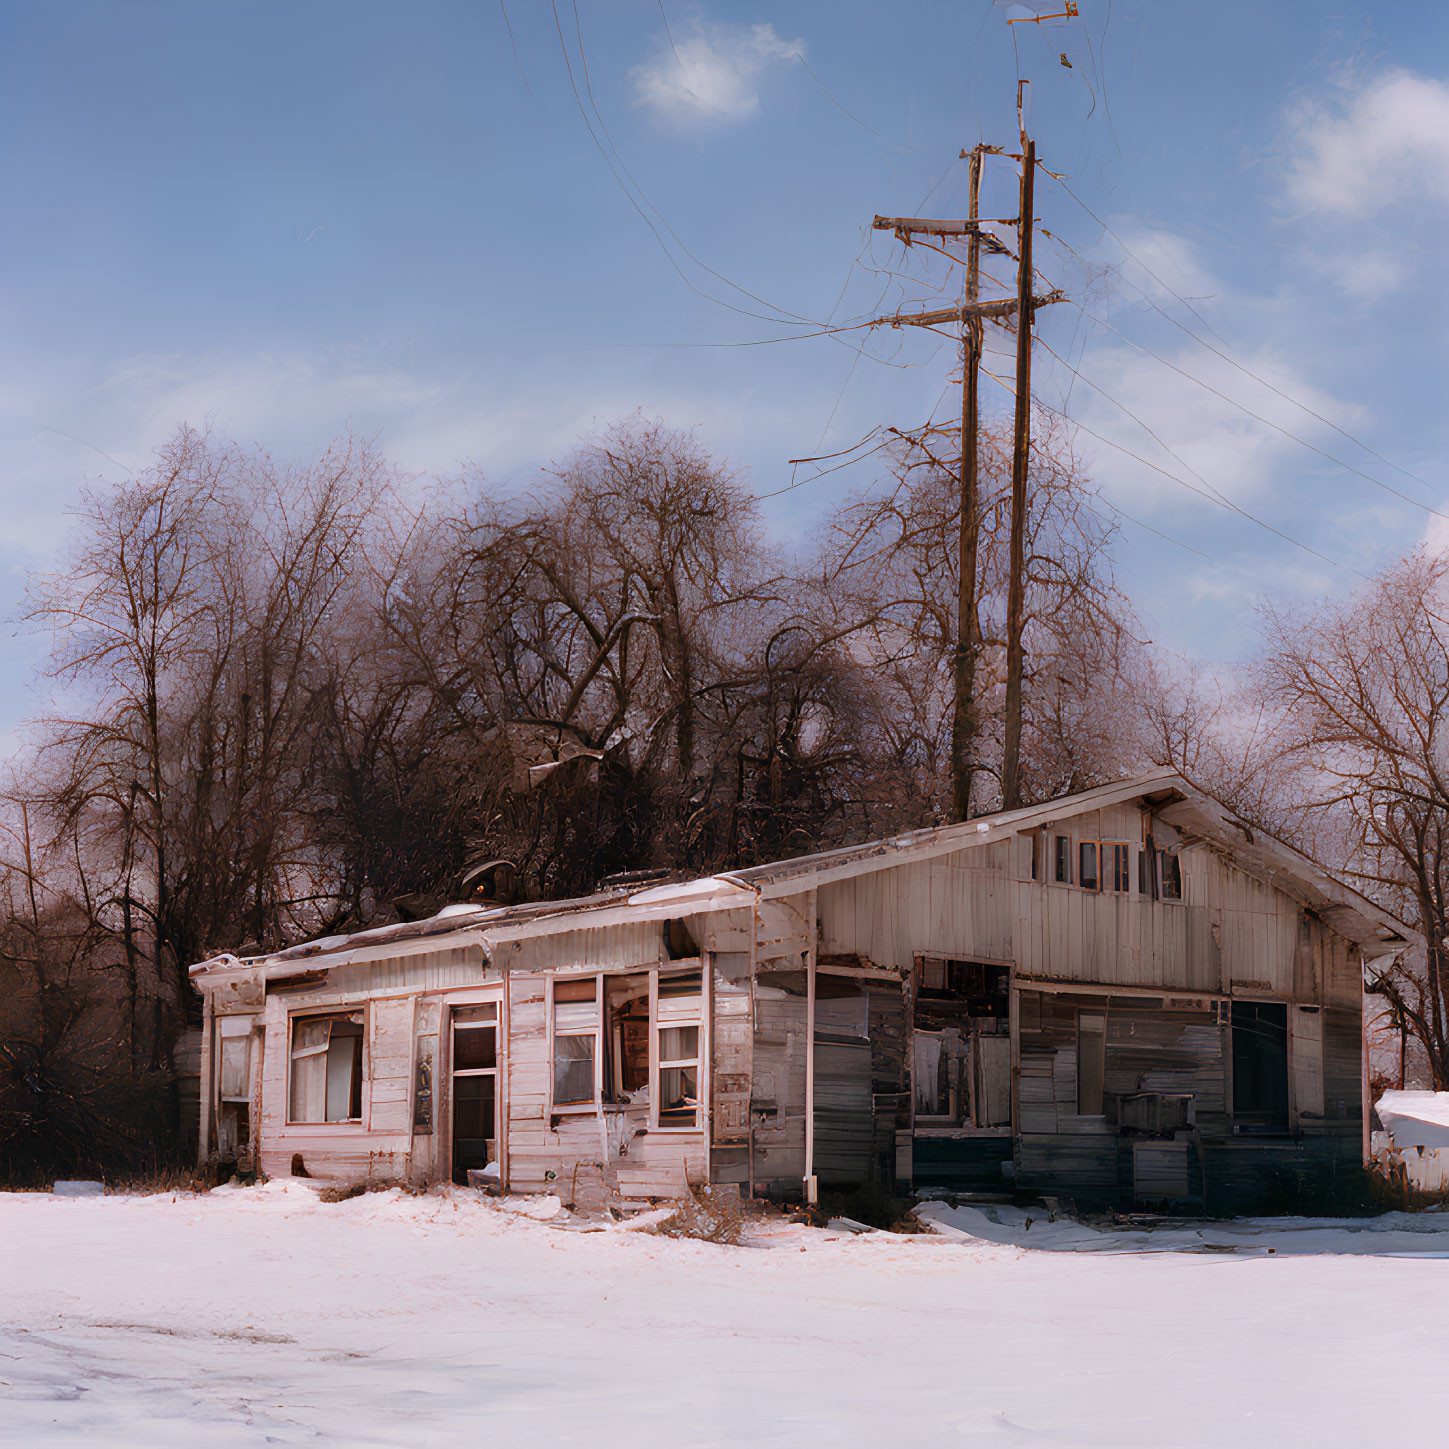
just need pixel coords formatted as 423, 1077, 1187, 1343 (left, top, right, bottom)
1376, 1091, 1449, 1150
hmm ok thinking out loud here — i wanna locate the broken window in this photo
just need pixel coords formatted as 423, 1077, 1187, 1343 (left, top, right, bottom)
1054, 835, 1072, 884
548, 967, 706, 1127
913, 958, 1010, 1128
551, 977, 600, 1106
664, 917, 700, 960
1232, 1001, 1289, 1132
288, 1011, 364, 1123
1158, 850, 1183, 900
606, 973, 651, 1100
1077, 1012, 1106, 1115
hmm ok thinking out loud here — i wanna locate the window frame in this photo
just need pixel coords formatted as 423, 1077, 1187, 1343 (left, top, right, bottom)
1106, 841, 1132, 894
1158, 849, 1184, 901
650, 966, 705, 1132
548, 974, 604, 1113
1054, 835, 1073, 885
449, 1002, 500, 1183
545, 966, 709, 1132
286, 1006, 367, 1126
1230, 999, 1290, 1134
1079, 840, 1131, 894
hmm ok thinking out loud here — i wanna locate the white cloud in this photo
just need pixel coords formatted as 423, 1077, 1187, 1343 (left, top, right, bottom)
631, 19, 804, 123
1066, 334, 1359, 517
1285, 69, 1449, 216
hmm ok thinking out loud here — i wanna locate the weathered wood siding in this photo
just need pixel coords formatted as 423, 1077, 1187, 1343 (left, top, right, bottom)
252, 947, 492, 1184
811, 798, 1368, 1210
816, 803, 1361, 1002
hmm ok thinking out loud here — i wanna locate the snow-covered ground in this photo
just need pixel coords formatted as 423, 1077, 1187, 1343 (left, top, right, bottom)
5, 1183, 1449, 1447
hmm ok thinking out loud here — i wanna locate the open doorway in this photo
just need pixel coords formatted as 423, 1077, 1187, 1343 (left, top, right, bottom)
451, 1004, 498, 1185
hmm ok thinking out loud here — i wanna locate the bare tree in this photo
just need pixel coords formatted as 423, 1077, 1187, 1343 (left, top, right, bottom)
818, 412, 1142, 817
1253, 549, 1449, 1084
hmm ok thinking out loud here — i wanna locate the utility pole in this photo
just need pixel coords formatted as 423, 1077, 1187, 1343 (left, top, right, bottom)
950, 143, 988, 823
871, 129, 1058, 819
1001, 93, 1036, 812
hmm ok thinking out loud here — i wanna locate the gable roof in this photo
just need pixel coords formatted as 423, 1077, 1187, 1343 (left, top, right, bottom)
188, 768, 1416, 981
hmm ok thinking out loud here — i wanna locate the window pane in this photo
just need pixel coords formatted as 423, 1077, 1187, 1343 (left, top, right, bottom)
659, 1065, 698, 1125
1160, 851, 1183, 899
658, 1025, 699, 1063
326, 1024, 363, 1122
553, 1034, 596, 1104
453, 1003, 497, 1025
293, 1017, 331, 1056
453, 1024, 496, 1071
220, 1036, 250, 1098
554, 1001, 599, 1031
1112, 844, 1131, 893
290, 1049, 326, 1121
1079, 841, 1099, 891
1054, 836, 1072, 883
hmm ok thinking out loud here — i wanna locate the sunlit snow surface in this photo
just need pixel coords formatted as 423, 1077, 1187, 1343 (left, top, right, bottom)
5, 1180, 1449, 1446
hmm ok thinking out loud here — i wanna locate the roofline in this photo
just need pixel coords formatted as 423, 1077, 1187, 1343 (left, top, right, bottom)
187, 767, 1419, 978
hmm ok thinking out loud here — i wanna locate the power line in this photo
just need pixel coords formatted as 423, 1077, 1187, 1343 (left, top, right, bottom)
549, 2, 820, 331
1020, 346, 1355, 574
1042, 226, 1443, 504
1058, 298, 1449, 520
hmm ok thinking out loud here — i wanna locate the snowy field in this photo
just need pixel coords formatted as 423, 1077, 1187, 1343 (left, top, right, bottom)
5, 1184, 1449, 1447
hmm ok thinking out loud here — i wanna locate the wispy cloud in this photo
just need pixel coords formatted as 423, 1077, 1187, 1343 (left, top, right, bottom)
1285, 68, 1449, 217
1279, 67, 1449, 299
631, 18, 804, 124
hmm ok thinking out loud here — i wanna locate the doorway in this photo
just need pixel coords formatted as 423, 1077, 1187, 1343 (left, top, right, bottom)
450, 1003, 498, 1185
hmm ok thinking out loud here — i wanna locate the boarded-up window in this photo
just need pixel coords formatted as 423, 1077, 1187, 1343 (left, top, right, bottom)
1077, 1013, 1106, 1115
289, 1012, 363, 1123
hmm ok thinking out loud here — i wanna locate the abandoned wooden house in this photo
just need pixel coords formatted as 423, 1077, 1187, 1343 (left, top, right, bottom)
190, 768, 1415, 1214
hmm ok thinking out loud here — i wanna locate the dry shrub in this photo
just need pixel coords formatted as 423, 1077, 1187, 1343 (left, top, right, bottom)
647, 1185, 744, 1245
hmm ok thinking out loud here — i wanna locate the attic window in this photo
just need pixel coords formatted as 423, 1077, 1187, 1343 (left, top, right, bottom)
1159, 851, 1183, 900
1079, 841, 1130, 893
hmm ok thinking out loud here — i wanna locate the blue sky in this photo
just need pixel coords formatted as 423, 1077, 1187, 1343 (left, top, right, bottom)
3, 1, 1448, 730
